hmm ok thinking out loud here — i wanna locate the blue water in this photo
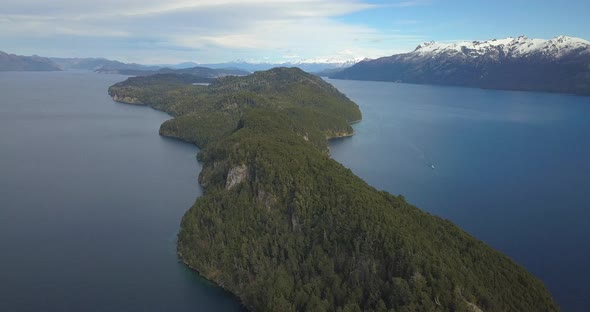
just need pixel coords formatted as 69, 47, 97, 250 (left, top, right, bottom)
0, 71, 243, 311
1, 71, 587, 311
327, 79, 590, 311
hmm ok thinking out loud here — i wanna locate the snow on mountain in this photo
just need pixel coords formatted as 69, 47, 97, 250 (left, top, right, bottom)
410, 35, 590, 60
331, 35, 590, 95
290, 57, 365, 67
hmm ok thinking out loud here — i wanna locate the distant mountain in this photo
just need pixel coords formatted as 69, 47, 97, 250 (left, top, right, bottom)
315, 65, 360, 77
332, 35, 590, 95
155, 62, 200, 69
0, 51, 61, 71
51, 57, 160, 71
97, 66, 249, 78
90, 59, 358, 75
195, 59, 359, 73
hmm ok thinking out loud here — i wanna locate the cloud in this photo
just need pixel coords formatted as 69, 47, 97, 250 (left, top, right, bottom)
0, 0, 427, 63
390, 0, 432, 7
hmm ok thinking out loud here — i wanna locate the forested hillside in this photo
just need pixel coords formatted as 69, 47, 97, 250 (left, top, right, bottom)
109, 68, 558, 312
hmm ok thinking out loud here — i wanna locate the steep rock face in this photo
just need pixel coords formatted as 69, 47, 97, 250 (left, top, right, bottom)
332, 35, 590, 95
111, 94, 143, 105
326, 129, 354, 139
225, 165, 249, 190
256, 189, 277, 211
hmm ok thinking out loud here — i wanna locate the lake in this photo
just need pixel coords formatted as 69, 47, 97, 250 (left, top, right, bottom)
0, 72, 243, 311
327, 79, 590, 312
1, 71, 587, 311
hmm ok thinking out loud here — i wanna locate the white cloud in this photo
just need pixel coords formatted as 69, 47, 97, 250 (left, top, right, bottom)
390, 0, 432, 8
0, 0, 428, 63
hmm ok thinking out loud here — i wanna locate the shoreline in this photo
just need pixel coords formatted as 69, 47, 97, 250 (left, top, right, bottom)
327, 131, 355, 140
111, 92, 360, 312
327, 76, 590, 97
110, 93, 249, 311
106, 70, 557, 311
176, 250, 250, 311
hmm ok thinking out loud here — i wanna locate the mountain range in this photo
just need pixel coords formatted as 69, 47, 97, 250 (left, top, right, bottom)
50, 57, 160, 71
0, 50, 357, 75
0, 51, 61, 71
331, 35, 590, 95
6, 35, 590, 95
192, 59, 359, 73
95, 66, 250, 78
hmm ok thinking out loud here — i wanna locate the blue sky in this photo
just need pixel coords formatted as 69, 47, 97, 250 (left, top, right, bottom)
346, 0, 590, 42
1, 0, 588, 64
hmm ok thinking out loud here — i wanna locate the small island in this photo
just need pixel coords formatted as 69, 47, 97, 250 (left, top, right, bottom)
109, 68, 557, 312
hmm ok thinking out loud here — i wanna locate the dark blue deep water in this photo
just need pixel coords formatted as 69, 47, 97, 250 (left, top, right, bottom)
0, 72, 243, 311
327, 79, 590, 312
1, 71, 588, 312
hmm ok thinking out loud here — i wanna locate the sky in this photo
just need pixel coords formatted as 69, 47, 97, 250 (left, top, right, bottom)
1, 0, 589, 64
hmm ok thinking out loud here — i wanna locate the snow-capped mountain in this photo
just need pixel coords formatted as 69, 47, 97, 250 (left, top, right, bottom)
290, 57, 365, 67
410, 35, 590, 61
331, 36, 590, 95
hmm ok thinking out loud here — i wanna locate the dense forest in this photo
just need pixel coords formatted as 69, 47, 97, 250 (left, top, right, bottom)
109, 68, 558, 311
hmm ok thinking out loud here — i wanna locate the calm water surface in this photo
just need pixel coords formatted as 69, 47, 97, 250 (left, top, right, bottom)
0, 72, 243, 311
2, 71, 588, 311
328, 79, 590, 312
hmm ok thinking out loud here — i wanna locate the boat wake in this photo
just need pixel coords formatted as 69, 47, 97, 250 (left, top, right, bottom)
406, 139, 436, 170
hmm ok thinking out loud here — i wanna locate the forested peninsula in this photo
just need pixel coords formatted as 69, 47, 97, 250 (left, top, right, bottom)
109, 68, 558, 312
